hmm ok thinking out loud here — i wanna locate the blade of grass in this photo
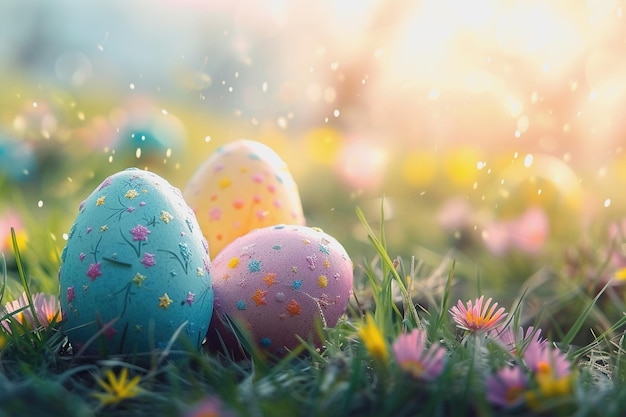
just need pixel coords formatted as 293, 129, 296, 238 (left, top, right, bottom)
432, 260, 455, 337
572, 310, 626, 360
155, 320, 189, 367
616, 332, 626, 386
361, 256, 381, 300
378, 197, 387, 257
355, 206, 420, 331
0, 252, 6, 304
561, 280, 609, 348
10, 227, 41, 329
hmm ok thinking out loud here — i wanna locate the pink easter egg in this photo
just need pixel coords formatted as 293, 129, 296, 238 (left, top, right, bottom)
207, 225, 353, 357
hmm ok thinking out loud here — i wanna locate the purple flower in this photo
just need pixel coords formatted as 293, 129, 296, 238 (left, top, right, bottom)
490, 325, 546, 354
392, 329, 446, 380
523, 339, 571, 378
67, 286, 75, 304
87, 262, 102, 281
141, 252, 156, 268
486, 366, 527, 407
32, 293, 61, 328
130, 224, 150, 241
186, 292, 195, 306
1, 292, 61, 333
103, 322, 117, 339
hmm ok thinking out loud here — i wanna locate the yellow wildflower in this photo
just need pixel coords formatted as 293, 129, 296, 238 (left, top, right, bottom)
93, 368, 141, 406
525, 367, 575, 409
358, 313, 389, 363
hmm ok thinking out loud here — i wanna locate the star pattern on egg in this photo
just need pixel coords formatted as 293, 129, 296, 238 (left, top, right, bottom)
86, 262, 102, 281
286, 300, 301, 316
132, 272, 146, 288
158, 293, 172, 309
251, 289, 267, 306
248, 259, 261, 273
208, 224, 354, 356
186, 292, 195, 306
263, 273, 277, 287
160, 210, 173, 224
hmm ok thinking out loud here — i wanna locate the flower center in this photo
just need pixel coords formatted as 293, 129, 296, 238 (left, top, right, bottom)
401, 359, 426, 378
505, 385, 525, 404
466, 310, 492, 329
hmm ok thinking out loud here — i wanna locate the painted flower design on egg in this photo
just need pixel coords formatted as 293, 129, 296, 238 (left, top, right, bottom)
58, 168, 214, 359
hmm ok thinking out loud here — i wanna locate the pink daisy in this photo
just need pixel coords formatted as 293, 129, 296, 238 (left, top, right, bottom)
392, 328, 446, 380
449, 295, 507, 332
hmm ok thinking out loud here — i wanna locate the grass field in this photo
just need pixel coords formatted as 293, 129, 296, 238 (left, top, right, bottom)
1, 196, 626, 417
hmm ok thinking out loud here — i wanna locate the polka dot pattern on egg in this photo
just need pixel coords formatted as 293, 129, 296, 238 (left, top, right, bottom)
184, 140, 305, 258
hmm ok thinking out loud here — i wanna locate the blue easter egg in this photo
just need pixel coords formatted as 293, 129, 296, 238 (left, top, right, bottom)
59, 168, 213, 359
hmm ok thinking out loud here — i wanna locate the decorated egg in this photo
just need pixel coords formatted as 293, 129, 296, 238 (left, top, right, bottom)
184, 139, 305, 258
115, 96, 187, 162
0, 130, 36, 182
208, 225, 353, 357
59, 168, 213, 359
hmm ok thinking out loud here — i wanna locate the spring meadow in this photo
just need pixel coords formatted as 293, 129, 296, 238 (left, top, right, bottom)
2, 1, 626, 416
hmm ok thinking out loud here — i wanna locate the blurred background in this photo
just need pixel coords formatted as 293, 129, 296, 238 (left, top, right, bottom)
1, 0, 626, 321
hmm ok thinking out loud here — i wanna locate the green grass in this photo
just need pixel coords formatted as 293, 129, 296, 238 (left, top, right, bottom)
0, 203, 625, 417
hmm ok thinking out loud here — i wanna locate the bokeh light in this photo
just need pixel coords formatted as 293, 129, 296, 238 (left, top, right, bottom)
1, 0, 626, 293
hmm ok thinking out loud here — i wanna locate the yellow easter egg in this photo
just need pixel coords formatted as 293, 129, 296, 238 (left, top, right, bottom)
184, 139, 305, 257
